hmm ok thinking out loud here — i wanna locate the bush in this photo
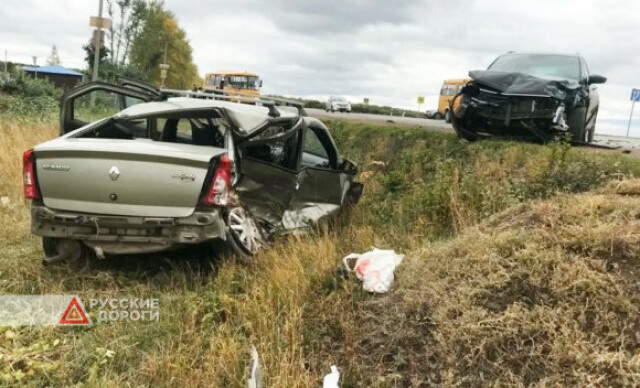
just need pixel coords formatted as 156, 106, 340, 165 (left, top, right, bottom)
0, 70, 60, 119
328, 121, 640, 243
0, 69, 59, 98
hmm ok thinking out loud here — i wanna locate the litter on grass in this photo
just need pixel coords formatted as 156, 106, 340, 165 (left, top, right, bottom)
322, 365, 340, 388
343, 248, 404, 293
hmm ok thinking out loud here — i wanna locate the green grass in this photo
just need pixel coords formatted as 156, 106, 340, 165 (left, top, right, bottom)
1, 118, 640, 386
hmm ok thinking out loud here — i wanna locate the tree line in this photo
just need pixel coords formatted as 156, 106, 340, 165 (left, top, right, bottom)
83, 0, 200, 89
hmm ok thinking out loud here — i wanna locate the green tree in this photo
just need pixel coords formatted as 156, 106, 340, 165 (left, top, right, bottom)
106, 0, 147, 66
46, 45, 60, 66
83, 40, 109, 71
128, 1, 199, 89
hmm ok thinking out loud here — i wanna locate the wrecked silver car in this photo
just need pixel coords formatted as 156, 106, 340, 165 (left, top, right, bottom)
451, 53, 606, 143
24, 81, 363, 265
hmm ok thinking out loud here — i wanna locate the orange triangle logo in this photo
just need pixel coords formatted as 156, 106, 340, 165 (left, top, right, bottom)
59, 297, 90, 325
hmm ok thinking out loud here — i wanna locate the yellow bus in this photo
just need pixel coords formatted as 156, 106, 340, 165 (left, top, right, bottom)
203, 71, 262, 97
437, 78, 470, 122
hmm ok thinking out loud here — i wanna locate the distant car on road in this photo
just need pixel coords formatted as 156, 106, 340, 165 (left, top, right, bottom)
326, 96, 351, 112
451, 53, 606, 143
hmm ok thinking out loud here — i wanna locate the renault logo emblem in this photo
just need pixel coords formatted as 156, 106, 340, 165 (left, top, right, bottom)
108, 166, 120, 181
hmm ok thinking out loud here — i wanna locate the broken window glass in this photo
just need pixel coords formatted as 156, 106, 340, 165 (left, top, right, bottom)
241, 129, 300, 170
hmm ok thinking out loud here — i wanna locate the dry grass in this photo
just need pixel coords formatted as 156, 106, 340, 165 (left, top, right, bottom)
0, 119, 57, 244
1, 117, 640, 386
341, 189, 640, 386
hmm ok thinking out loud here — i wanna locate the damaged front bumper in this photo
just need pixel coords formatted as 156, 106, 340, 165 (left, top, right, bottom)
31, 204, 227, 255
451, 71, 589, 141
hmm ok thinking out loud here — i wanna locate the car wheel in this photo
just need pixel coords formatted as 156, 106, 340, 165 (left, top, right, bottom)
433, 112, 443, 120
42, 237, 91, 269
225, 206, 264, 262
449, 102, 479, 142
444, 110, 452, 123
587, 108, 598, 143
567, 107, 587, 143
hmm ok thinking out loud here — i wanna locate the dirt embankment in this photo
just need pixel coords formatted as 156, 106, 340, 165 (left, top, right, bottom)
337, 179, 640, 386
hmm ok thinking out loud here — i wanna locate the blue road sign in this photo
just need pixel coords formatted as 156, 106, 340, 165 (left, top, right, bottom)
631, 88, 640, 102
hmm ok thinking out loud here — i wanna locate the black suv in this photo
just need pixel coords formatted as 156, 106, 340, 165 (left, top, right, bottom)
451, 53, 606, 143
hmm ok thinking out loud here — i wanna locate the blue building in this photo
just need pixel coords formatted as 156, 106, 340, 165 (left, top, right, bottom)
22, 65, 84, 90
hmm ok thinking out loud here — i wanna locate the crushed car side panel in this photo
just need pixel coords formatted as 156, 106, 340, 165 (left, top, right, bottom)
233, 117, 363, 232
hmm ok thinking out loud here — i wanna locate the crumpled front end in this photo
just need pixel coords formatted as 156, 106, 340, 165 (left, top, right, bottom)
451, 70, 589, 142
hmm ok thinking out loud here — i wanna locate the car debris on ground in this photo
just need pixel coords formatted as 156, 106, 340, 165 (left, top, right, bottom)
343, 248, 404, 293
246, 346, 262, 388
322, 365, 340, 388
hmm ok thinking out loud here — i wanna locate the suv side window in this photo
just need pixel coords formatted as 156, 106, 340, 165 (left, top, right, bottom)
301, 128, 330, 168
580, 58, 590, 82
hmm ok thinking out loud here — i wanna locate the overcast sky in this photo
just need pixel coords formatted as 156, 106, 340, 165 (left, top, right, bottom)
1, 0, 638, 136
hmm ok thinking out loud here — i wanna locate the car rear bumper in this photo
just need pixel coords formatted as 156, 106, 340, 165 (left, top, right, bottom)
31, 204, 227, 255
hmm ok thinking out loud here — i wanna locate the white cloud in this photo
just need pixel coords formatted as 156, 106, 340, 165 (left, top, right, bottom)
1, 0, 639, 135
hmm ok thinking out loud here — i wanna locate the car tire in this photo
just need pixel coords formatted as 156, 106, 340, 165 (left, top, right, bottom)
444, 110, 451, 123
433, 112, 443, 120
224, 207, 265, 264
449, 96, 479, 142
586, 108, 598, 143
567, 107, 588, 143
42, 237, 91, 269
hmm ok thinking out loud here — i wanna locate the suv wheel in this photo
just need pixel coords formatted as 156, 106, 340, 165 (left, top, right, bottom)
567, 107, 587, 143
225, 207, 264, 262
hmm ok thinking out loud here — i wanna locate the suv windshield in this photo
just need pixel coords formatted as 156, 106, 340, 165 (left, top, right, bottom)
488, 54, 580, 81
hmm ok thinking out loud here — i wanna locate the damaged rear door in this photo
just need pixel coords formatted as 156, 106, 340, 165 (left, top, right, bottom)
235, 119, 302, 227
283, 122, 350, 229
60, 82, 158, 135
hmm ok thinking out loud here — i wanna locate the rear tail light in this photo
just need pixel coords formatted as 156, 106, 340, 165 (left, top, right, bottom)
23, 149, 41, 200
202, 155, 232, 206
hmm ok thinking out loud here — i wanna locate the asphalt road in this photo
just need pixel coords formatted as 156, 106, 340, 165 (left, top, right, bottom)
307, 108, 640, 150
306, 108, 452, 131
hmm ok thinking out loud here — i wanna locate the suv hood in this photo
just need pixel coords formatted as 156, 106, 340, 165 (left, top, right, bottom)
469, 70, 588, 102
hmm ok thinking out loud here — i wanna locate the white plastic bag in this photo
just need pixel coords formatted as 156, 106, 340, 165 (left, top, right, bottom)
343, 247, 404, 293
247, 346, 262, 388
322, 365, 340, 388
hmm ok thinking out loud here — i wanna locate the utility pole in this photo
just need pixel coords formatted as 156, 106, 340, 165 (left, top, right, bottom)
92, 0, 104, 82
627, 101, 635, 138
3, 50, 7, 79
628, 88, 640, 138
159, 40, 170, 88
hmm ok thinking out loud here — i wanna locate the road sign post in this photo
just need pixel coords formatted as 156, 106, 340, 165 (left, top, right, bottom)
91, 0, 110, 83
417, 96, 425, 112
628, 88, 640, 137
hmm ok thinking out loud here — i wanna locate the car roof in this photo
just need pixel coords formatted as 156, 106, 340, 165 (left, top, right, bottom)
115, 97, 298, 135
498, 52, 582, 59
442, 78, 471, 85
204, 71, 259, 77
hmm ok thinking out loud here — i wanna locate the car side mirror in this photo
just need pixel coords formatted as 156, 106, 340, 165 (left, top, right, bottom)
340, 158, 358, 175
588, 75, 606, 85
259, 80, 263, 88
